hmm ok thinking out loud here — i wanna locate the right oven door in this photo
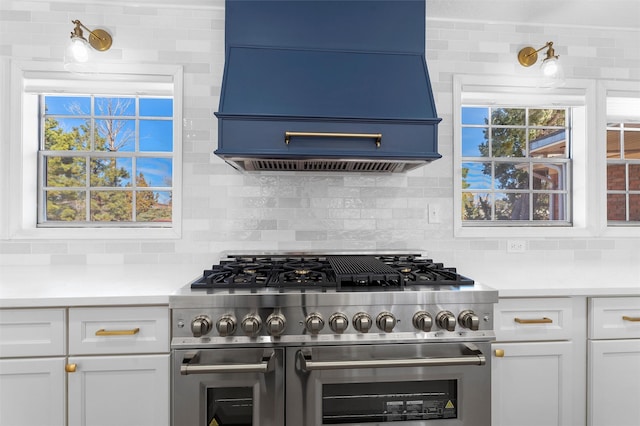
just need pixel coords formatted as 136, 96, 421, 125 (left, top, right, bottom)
286, 342, 491, 426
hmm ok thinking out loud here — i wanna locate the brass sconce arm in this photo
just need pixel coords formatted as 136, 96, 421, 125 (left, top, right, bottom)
518, 41, 557, 67
70, 19, 112, 52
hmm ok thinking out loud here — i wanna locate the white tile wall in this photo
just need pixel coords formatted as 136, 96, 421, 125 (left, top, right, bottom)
1, 0, 639, 268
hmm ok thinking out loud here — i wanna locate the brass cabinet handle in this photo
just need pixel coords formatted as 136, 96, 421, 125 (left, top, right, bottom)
514, 317, 553, 324
95, 327, 140, 336
65, 363, 77, 373
494, 349, 505, 358
284, 131, 382, 148
622, 315, 640, 322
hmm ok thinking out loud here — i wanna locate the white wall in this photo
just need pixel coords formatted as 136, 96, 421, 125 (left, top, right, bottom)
0, 0, 639, 268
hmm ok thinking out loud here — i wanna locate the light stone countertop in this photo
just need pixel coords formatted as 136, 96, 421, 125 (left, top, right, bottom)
0, 259, 639, 308
0, 264, 202, 308
454, 258, 640, 298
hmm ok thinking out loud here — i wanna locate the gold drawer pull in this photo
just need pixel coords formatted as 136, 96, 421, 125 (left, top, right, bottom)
514, 317, 553, 324
494, 349, 505, 358
65, 363, 77, 373
95, 327, 140, 336
284, 131, 382, 148
623, 316, 640, 322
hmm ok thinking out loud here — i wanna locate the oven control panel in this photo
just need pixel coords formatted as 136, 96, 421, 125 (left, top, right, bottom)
172, 304, 494, 346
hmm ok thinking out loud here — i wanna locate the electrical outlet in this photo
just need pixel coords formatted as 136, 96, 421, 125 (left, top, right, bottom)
428, 204, 441, 224
507, 240, 526, 253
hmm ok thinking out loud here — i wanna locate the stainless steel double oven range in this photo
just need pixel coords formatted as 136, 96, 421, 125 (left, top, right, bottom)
170, 253, 497, 426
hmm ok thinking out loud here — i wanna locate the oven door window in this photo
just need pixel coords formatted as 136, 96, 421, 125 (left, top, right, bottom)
207, 386, 253, 426
322, 380, 457, 424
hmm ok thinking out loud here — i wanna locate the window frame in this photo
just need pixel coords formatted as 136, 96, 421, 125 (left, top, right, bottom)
453, 75, 597, 238
7, 61, 183, 240
598, 80, 640, 237
460, 106, 572, 224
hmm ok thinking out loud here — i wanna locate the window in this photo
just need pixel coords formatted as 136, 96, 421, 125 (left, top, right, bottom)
8, 61, 183, 239
40, 95, 173, 226
605, 96, 640, 224
453, 75, 594, 238
461, 106, 571, 223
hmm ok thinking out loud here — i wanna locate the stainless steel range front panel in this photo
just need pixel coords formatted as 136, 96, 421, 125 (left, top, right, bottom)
286, 342, 491, 426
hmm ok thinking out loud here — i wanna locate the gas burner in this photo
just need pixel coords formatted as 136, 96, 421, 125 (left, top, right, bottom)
223, 261, 273, 274
282, 260, 324, 272
387, 262, 415, 274
274, 270, 332, 289
406, 266, 474, 286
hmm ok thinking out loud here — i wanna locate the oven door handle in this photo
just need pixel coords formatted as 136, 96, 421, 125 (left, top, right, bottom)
180, 349, 275, 375
296, 346, 486, 372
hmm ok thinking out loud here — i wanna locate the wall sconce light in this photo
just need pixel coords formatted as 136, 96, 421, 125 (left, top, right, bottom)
64, 20, 112, 70
518, 41, 562, 78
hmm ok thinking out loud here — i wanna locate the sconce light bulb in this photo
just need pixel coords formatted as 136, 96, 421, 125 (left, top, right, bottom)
541, 58, 559, 77
70, 38, 89, 63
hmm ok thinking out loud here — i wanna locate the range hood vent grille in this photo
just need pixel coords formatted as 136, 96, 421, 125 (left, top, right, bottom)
231, 158, 422, 173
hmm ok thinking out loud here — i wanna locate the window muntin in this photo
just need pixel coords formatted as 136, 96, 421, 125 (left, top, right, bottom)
461, 106, 571, 224
39, 95, 173, 227
606, 122, 640, 223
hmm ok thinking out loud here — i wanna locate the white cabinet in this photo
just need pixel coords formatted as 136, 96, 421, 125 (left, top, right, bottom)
0, 305, 170, 426
67, 354, 169, 426
0, 356, 66, 426
67, 306, 170, 426
492, 297, 586, 426
0, 308, 66, 426
588, 297, 640, 426
492, 341, 572, 426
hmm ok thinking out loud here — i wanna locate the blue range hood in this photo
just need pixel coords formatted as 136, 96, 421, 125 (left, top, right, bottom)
214, 0, 442, 172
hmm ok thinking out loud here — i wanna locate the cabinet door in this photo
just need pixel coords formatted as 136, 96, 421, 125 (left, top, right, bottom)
68, 354, 169, 426
492, 341, 573, 426
0, 358, 65, 426
589, 339, 640, 426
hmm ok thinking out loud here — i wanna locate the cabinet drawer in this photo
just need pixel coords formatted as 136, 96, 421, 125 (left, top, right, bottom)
494, 298, 573, 341
0, 308, 66, 358
589, 297, 640, 339
69, 306, 169, 355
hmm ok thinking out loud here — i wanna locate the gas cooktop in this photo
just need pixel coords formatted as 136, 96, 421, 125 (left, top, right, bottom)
189, 254, 473, 291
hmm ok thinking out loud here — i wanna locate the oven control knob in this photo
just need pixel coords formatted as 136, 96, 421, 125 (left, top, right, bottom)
328, 313, 349, 334
191, 315, 213, 337
215, 315, 237, 337
353, 312, 373, 333
412, 311, 433, 332
376, 311, 397, 333
458, 310, 480, 331
241, 314, 263, 337
305, 313, 324, 335
265, 313, 287, 336
436, 311, 457, 332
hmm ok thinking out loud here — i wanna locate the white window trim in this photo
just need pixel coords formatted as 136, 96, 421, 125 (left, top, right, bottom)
453, 74, 598, 238
598, 80, 640, 238
7, 60, 183, 240
0, 58, 10, 239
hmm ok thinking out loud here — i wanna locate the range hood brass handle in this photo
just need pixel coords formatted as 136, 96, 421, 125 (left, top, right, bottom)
284, 131, 382, 148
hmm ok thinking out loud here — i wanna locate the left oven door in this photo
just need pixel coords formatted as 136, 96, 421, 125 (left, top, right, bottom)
172, 348, 284, 426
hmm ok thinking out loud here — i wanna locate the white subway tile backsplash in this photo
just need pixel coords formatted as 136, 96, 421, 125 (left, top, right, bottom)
1, 1, 638, 267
